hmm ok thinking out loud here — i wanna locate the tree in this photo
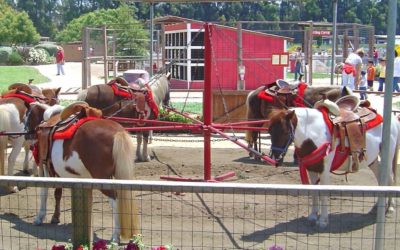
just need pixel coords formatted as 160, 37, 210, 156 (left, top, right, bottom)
0, 0, 40, 45
56, 5, 148, 57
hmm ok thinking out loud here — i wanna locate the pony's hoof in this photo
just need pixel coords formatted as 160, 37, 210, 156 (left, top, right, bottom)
22, 169, 30, 175
51, 216, 60, 224
111, 236, 120, 244
386, 206, 396, 216
8, 186, 19, 193
33, 218, 43, 226
317, 219, 328, 228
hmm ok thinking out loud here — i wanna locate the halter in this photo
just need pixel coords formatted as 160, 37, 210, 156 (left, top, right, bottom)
269, 119, 295, 162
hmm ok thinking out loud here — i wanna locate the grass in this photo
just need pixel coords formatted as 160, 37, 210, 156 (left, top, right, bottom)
0, 66, 49, 92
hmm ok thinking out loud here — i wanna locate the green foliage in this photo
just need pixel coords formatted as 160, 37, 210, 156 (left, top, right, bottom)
0, 1, 40, 45
8, 51, 23, 65
56, 5, 148, 57
27, 48, 50, 65
34, 43, 59, 56
0, 66, 50, 91
158, 109, 193, 123
0, 46, 12, 65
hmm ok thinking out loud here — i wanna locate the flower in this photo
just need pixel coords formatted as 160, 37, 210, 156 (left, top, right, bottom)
93, 239, 108, 250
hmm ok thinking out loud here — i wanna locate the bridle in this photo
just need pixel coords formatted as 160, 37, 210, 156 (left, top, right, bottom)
269, 117, 296, 163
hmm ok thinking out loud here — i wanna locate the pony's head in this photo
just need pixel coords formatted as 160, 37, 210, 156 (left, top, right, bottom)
41, 87, 61, 106
24, 102, 63, 140
268, 109, 297, 166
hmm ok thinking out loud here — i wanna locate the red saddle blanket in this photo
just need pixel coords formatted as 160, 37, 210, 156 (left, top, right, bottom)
2, 93, 36, 105
109, 82, 159, 118
53, 117, 100, 140
257, 82, 308, 107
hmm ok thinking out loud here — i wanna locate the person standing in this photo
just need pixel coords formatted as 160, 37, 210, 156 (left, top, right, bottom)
366, 59, 375, 91
359, 70, 368, 100
373, 46, 379, 66
56, 46, 65, 75
342, 48, 364, 90
294, 47, 303, 81
393, 50, 400, 92
377, 57, 386, 92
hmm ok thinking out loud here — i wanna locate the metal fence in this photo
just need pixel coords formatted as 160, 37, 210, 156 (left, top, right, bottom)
0, 176, 399, 250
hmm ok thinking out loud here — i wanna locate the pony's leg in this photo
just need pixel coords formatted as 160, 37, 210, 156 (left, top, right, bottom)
141, 131, 150, 162
34, 167, 50, 225
51, 188, 62, 224
317, 167, 331, 228
22, 141, 30, 174
368, 159, 380, 214
136, 132, 143, 161
307, 171, 320, 225
7, 136, 24, 192
34, 187, 49, 225
109, 198, 120, 243
148, 130, 153, 144
7, 136, 24, 176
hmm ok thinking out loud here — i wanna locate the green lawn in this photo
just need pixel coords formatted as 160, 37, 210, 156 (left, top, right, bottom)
0, 66, 49, 92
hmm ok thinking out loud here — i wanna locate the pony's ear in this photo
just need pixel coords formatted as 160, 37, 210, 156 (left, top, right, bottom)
54, 87, 62, 96
285, 110, 295, 120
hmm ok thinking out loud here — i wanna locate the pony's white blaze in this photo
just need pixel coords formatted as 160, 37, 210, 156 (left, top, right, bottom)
51, 140, 93, 178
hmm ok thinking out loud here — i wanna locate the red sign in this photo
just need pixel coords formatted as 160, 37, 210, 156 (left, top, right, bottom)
312, 30, 331, 37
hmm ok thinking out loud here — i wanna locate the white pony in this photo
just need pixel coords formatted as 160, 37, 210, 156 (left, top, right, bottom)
268, 106, 399, 228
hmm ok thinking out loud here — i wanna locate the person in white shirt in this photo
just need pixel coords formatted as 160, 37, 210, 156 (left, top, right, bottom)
393, 50, 400, 92
342, 48, 365, 90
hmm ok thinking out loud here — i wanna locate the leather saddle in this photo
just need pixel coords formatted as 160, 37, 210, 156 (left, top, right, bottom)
323, 96, 377, 173
36, 103, 102, 177
107, 78, 148, 115
264, 79, 300, 107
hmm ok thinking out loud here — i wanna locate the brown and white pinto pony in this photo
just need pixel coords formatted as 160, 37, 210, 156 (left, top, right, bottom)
25, 102, 139, 242
245, 82, 352, 160
77, 73, 171, 162
267, 106, 399, 228
0, 84, 60, 192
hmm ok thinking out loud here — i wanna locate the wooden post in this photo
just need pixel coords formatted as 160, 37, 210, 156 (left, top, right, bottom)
353, 24, 359, 50
308, 22, 313, 85
237, 22, 244, 90
82, 27, 89, 90
71, 188, 93, 248
103, 25, 108, 84
368, 26, 375, 58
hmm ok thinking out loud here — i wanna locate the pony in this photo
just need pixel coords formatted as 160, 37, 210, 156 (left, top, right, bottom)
267, 104, 399, 228
0, 84, 60, 192
77, 73, 171, 161
245, 81, 352, 159
25, 102, 140, 242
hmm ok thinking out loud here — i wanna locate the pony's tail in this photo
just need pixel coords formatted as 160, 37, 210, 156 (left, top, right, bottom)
0, 108, 11, 175
112, 131, 140, 240
76, 89, 88, 102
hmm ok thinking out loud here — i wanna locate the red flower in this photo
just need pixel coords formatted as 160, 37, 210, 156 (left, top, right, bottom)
93, 239, 108, 250
51, 245, 65, 250
124, 242, 139, 250
76, 246, 85, 250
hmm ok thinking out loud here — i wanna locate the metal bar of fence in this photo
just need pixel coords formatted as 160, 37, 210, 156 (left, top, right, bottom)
1, 176, 399, 197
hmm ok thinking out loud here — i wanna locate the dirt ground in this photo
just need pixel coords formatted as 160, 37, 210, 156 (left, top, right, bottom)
0, 133, 399, 250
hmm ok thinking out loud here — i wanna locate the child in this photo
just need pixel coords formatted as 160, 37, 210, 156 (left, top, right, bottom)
377, 57, 386, 92
366, 59, 375, 91
359, 70, 368, 100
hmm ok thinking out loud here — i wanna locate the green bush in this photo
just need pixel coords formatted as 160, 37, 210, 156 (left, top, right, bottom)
34, 43, 58, 57
16, 46, 31, 62
0, 47, 13, 65
8, 52, 23, 65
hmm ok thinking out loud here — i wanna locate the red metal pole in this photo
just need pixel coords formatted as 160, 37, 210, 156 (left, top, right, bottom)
203, 23, 212, 181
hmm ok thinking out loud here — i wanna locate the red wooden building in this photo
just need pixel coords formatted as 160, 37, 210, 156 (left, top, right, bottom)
156, 16, 292, 90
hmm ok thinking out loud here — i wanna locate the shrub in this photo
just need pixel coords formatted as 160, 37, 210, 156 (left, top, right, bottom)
28, 48, 49, 65
16, 46, 31, 62
0, 46, 13, 65
35, 43, 59, 57
8, 52, 24, 65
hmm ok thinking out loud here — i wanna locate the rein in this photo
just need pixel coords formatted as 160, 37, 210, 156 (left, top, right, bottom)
269, 121, 295, 161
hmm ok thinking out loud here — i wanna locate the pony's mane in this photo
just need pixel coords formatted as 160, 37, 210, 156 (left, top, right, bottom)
268, 109, 287, 124
149, 74, 169, 105
30, 101, 50, 111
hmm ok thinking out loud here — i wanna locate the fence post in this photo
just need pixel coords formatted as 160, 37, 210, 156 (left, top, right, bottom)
71, 187, 93, 248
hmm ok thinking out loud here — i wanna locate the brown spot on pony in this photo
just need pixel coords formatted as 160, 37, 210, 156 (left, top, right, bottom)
245, 81, 352, 160
77, 73, 171, 162
25, 102, 140, 242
